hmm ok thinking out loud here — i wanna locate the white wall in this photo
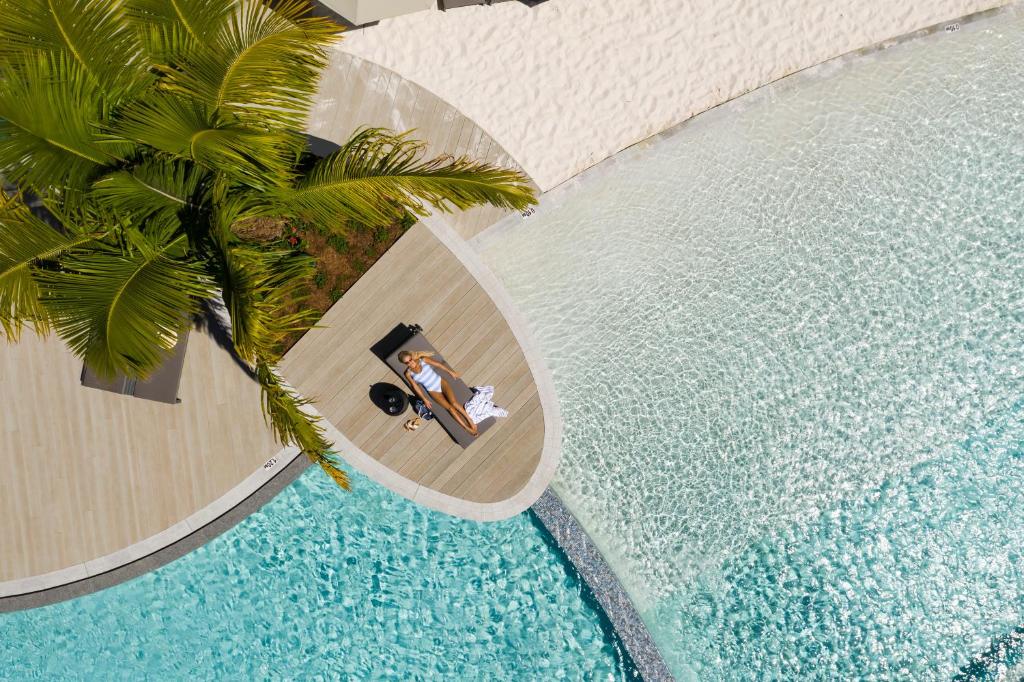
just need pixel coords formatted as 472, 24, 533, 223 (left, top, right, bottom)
337, 0, 1010, 190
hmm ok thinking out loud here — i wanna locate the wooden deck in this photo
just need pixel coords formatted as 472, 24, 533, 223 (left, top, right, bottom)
280, 222, 546, 509
1, 50, 554, 590
0, 328, 279, 584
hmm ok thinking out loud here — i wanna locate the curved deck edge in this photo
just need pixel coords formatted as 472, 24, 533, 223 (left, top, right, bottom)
0, 450, 309, 611
304, 212, 563, 522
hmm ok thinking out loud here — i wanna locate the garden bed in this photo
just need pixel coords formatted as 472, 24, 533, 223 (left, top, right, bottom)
234, 213, 417, 351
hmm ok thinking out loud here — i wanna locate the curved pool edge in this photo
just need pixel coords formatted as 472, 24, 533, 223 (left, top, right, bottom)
469, 4, 1024, 678
532, 488, 675, 682
462, 5, 1024, 677
0, 452, 311, 612
470, 2, 1021, 253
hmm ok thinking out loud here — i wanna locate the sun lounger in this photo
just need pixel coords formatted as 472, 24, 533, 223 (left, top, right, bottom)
81, 331, 189, 404
384, 331, 496, 448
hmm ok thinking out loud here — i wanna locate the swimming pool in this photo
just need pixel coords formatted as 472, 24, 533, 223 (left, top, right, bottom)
0, 469, 631, 679
479, 10, 1024, 679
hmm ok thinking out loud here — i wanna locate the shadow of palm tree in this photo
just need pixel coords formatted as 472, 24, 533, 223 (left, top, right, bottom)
192, 298, 257, 381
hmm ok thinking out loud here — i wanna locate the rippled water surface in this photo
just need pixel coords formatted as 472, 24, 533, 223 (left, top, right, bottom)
0, 470, 630, 680
480, 12, 1024, 680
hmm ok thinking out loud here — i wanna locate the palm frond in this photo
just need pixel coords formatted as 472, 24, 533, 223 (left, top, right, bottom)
37, 233, 214, 378
0, 53, 133, 194
124, 0, 232, 66
255, 360, 348, 489
0, 0, 149, 97
0, 189, 101, 339
91, 158, 210, 239
215, 241, 317, 363
284, 128, 537, 227
111, 94, 297, 188
165, 0, 342, 131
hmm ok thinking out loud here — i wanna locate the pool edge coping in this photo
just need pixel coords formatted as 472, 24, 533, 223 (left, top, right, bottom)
532, 488, 675, 682
0, 453, 311, 612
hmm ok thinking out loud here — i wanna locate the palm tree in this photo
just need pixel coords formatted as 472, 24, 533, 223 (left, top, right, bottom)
0, 0, 535, 488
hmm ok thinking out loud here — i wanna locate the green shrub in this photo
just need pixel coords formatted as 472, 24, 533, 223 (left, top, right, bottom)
399, 212, 416, 231
313, 269, 327, 288
373, 225, 389, 244
326, 233, 348, 253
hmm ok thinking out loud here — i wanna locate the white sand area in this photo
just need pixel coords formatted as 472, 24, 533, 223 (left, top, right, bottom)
339, 0, 1009, 191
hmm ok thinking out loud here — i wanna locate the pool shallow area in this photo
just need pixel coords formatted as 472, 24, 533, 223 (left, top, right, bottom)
0, 469, 631, 680
480, 10, 1024, 680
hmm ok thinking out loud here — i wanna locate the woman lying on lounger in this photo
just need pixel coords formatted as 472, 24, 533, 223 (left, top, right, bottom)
399, 350, 478, 436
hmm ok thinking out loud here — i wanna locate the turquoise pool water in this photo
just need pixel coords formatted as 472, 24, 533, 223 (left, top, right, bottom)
479, 10, 1024, 680
0, 470, 631, 680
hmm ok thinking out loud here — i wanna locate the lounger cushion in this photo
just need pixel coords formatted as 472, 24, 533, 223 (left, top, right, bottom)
81, 331, 188, 404
385, 332, 495, 448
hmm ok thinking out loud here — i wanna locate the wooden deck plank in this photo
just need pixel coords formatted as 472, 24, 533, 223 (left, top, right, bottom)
421, 386, 540, 493
0, 328, 280, 582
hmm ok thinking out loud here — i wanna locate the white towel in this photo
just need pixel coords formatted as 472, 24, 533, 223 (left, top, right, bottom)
464, 385, 509, 425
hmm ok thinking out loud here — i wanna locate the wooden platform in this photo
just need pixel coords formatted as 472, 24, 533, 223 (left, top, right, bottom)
1, 50, 553, 590
280, 222, 545, 508
0, 328, 279, 583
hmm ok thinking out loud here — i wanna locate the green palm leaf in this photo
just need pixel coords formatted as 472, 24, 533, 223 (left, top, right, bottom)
0, 53, 134, 193
165, 0, 341, 131
211, 230, 345, 487
0, 190, 100, 338
111, 94, 297, 187
255, 359, 348, 489
124, 0, 231, 66
38, 233, 213, 378
284, 128, 537, 226
216, 242, 317, 363
0, 0, 149, 97
91, 159, 210, 239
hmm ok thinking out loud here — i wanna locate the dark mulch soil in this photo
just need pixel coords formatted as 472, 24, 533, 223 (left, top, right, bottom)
278, 214, 416, 351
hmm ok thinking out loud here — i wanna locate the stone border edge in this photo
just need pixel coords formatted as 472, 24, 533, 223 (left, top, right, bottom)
0, 449, 309, 611
532, 489, 675, 682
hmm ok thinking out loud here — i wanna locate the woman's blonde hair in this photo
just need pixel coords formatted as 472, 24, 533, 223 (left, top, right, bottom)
398, 350, 434, 363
